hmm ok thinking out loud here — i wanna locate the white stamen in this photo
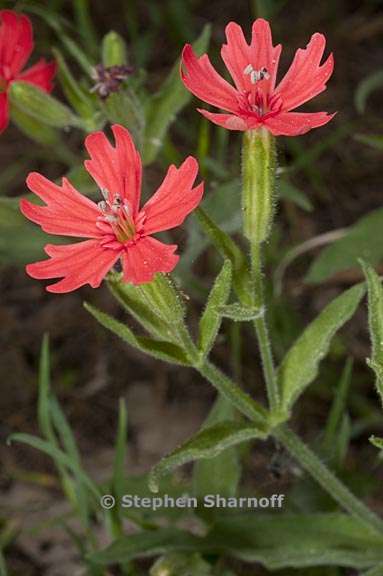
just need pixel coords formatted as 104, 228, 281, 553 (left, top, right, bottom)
243, 64, 253, 75
105, 214, 118, 223
260, 67, 270, 80
100, 188, 109, 201
250, 70, 259, 84
245, 64, 270, 84
98, 200, 107, 212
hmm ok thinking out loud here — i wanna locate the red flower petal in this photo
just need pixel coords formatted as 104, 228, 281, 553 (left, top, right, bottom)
141, 156, 203, 235
264, 110, 335, 136
0, 92, 9, 133
84, 124, 142, 216
18, 58, 56, 92
276, 33, 334, 112
0, 10, 33, 79
250, 19, 281, 90
221, 20, 281, 92
26, 240, 121, 293
22, 172, 101, 237
181, 44, 240, 114
122, 236, 179, 285
198, 108, 250, 131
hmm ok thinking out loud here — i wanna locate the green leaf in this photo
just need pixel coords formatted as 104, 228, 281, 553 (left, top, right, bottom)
90, 513, 383, 569
370, 436, 383, 450
195, 207, 251, 304
355, 70, 383, 113
9, 81, 83, 129
85, 302, 190, 365
198, 261, 232, 357
219, 303, 264, 321
7, 433, 100, 499
279, 284, 365, 411
90, 528, 205, 565
102, 31, 127, 66
23, 4, 95, 76
306, 208, 383, 284
209, 512, 383, 569
73, 0, 99, 57
150, 552, 212, 576
52, 47, 99, 129
36, 336, 92, 526
361, 261, 383, 405
142, 25, 211, 165
148, 420, 265, 493
323, 358, 353, 453
334, 413, 352, 467
193, 396, 241, 501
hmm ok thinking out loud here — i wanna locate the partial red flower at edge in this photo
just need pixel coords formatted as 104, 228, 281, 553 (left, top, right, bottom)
0, 10, 56, 133
20, 124, 204, 293
181, 19, 335, 136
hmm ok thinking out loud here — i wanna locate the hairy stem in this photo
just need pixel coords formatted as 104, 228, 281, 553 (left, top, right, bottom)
274, 424, 383, 536
250, 241, 280, 412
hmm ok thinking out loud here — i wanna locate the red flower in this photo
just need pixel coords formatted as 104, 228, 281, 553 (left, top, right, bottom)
181, 19, 334, 135
20, 125, 204, 293
0, 10, 56, 133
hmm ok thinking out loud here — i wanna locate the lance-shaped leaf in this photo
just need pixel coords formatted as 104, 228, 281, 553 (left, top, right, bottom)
279, 284, 365, 411
361, 261, 383, 406
142, 25, 211, 165
84, 302, 190, 366
198, 261, 232, 357
148, 420, 266, 493
90, 513, 383, 569
10, 82, 83, 129
195, 207, 251, 304
219, 303, 264, 322
52, 48, 99, 129
323, 358, 353, 456
7, 433, 100, 499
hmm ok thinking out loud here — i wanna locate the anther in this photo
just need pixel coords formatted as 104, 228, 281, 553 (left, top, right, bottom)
244, 64, 270, 84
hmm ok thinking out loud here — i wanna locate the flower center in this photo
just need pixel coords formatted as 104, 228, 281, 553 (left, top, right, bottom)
97, 191, 136, 243
243, 64, 270, 84
240, 64, 282, 119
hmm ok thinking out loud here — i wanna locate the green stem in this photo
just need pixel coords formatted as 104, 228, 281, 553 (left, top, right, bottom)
197, 360, 268, 427
250, 241, 280, 412
197, 357, 383, 535
274, 424, 383, 536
